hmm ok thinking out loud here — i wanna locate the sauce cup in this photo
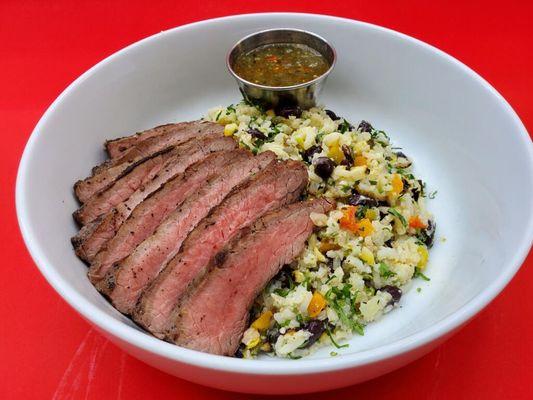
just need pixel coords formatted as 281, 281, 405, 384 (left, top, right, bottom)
227, 29, 336, 110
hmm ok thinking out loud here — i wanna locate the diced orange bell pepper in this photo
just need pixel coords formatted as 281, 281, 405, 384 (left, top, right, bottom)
319, 240, 341, 252
357, 218, 374, 237
307, 292, 327, 318
409, 215, 427, 229
251, 310, 273, 331
391, 174, 404, 195
354, 155, 367, 167
339, 206, 359, 233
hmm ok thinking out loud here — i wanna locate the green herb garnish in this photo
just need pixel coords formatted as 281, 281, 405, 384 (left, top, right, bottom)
388, 208, 407, 227
338, 119, 352, 134
413, 267, 430, 281
274, 288, 290, 297
379, 262, 396, 278
325, 326, 349, 349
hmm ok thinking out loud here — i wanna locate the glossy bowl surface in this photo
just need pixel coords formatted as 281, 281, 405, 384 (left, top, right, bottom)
16, 13, 533, 394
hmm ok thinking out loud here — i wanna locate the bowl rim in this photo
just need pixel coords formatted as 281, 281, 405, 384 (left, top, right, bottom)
16, 12, 533, 376
226, 27, 337, 91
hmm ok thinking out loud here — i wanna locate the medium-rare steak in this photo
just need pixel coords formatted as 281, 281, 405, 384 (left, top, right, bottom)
105, 123, 187, 159
72, 136, 237, 262
74, 121, 223, 203
167, 198, 335, 356
73, 149, 172, 225
87, 149, 249, 284
101, 151, 277, 314
134, 160, 308, 337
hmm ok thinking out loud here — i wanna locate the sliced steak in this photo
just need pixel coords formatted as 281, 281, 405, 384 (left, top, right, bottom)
101, 151, 277, 314
168, 198, 335, 356
87, 149, 249, 284
74, 121, 223, 203
134, 160, 308, 337
105, 123, 187, 159
72, 136, 237, 262
73, 149, 172, 225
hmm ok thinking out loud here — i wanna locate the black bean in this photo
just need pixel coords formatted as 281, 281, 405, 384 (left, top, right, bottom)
248, 128, 266, 140
301, 319, 326, 348
266, 327, 281, 344
357, 120, 373, 133
363, 277, 375, 288
347, 193, 380, 208
395, 151, 412, 168
314, 157, 336, 180
422, 220, 436, 248
276, 105, 302, 118
381, 285, 402, 305
274, 264, 293, 288
234, 344, 245, 358
395, 151, 407, 159
302, 145, 321, 163
341, 144, 354, 166
325, 109, 341, 120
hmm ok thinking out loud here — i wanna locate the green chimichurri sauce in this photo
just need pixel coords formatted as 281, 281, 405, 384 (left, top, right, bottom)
233, 43, 330, 87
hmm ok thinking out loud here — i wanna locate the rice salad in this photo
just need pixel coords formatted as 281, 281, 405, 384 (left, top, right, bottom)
205, 101, 436, 359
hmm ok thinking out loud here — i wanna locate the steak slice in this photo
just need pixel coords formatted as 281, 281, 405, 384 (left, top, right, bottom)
168, 198, 335, 356
105, 123, 186, 159
134, 160, 308, 337
101, 151, 277, 314
72, 136, 237, 262
74, 121, 223, 203
87, 149, 249, 284
73, 149, 172, 225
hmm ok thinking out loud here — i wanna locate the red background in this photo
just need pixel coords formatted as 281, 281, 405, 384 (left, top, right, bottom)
1, 1, 531, 399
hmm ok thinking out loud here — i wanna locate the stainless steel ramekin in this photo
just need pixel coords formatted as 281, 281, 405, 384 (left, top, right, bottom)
227, 29, 336, 110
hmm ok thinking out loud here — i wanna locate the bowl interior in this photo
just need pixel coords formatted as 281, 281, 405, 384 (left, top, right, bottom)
17, 14, 532, 367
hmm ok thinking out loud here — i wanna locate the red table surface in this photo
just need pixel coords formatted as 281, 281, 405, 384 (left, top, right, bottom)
1, 1, 532, 399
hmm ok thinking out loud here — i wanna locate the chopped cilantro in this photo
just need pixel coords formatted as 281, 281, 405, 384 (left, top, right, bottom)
414, 267, 430, 281
338, 119, 352, 134
226, 104, 236, 114
325, 326, 349, 349
215, 110, 222, 121
356, 205, 369, 220
274, 288, 290, 297
388, 208, 407, 227
379, 262, 396, 278
429, 190, 438, 199
330, 351, 338, 357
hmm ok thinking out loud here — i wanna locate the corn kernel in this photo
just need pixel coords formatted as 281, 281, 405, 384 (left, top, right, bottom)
328, 144, 345, 164
251, 310, 273, 331
307, 292, 327, 318
359, 247, 375, 265
246, 337, 261, 349
314, 246, 326, 262
365, 208, 378, 220
224, 123, 238, 137
417, 246, 429, 269
294, 270, 305, 283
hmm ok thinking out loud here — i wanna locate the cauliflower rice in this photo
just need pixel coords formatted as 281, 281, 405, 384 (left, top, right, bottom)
205, 101, 436, 359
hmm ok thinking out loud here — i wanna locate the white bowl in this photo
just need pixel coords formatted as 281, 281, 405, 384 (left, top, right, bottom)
16, 13, 533, 394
